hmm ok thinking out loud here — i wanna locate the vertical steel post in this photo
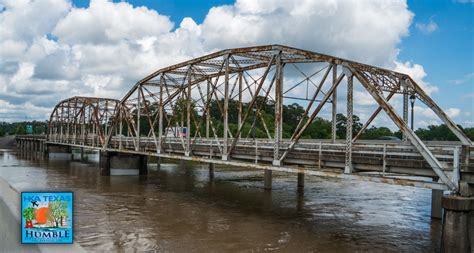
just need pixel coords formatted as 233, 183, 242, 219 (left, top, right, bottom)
186, 67, 192, 156
238, 72, 243, 138
402, 80, 409, 142
136, 87, 141, 151
206, 78, 210, 139
273, 53, 283, 166
222, 55, 229, 160
344, 67, 353, 174
158, 75, 164, 154
119, 108, 123, 150
452, 147, 460, 188
331, 64, 337, 143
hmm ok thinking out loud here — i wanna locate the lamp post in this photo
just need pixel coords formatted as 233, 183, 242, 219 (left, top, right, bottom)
410, 94, 416, 130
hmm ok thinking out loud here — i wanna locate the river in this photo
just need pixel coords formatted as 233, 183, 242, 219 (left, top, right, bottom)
0, 149, 441, 252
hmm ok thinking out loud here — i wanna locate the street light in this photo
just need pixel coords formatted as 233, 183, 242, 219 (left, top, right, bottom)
409, 94, 416, 130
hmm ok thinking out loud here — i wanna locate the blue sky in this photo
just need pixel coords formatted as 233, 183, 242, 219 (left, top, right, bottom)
70, 0, 474, 126
0, 0, 472, 128
399, 0, 473, 120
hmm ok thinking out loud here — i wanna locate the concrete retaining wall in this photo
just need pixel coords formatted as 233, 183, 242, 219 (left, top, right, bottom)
0, 177, 87, 253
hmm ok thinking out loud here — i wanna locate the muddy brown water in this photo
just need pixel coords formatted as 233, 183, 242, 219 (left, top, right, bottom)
0, 149, 441, 252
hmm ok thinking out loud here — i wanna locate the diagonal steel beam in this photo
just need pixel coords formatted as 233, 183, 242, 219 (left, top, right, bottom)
279, 72, 345, 163
352, 68, 457, 191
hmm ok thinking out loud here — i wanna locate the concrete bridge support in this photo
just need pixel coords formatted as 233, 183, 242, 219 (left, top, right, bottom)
80, 148, 85, 161
432, 189, 443, 219
100, 151, 148, 176
297, 173, 305, 189
156, 157, 161, 170
47, 144, 72, 159
441, 196, 473, 253
441, 145, 474, 253
209, 163, 215, 179
264, 169, 272, 190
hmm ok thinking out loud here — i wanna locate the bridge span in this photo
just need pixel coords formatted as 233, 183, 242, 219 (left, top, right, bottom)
15, 45, 474, 252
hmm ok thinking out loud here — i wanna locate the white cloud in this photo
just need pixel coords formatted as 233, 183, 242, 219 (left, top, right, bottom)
0, 0, 460, 130
446, 108, 461, 118
448, 72, 474, 85
202, 0, 413, 66
415, 17, 438, 34
52, 0, 173, 44
394, 61, 438, 95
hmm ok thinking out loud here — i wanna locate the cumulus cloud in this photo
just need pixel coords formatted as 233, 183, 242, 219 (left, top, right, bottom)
202, 0, 413, 66
393, 61, 438, 95
415, 17, 438, 34
53, 0, 173, 44
0, 0, 460, 129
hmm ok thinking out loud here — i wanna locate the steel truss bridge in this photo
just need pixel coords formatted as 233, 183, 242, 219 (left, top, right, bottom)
41, 45, 473, 193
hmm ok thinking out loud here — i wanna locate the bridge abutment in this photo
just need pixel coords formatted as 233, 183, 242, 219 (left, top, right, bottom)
100, 151, 148, 176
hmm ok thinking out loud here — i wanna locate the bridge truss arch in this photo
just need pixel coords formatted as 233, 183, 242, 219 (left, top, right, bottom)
49, 45, 472, 192
48, 96, 121, 147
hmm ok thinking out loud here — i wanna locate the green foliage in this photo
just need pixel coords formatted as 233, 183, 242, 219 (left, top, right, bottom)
47, 201, 68, 227
415, 124, 462, 141
360, 126, 393, 140
0, 121, 47, 136
15, 125, 26, 135
175, 95, 474, 141
23, 207, 35, 221
335, 113, 363, 139
464, 127, 474, 141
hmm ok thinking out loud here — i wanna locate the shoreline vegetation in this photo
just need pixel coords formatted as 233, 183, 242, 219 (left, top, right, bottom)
1, 102, 473, 144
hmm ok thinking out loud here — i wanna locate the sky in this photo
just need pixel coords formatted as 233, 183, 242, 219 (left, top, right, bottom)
0, 0, 472, 130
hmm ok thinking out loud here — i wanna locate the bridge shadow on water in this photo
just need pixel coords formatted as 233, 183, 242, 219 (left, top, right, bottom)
1, 149, 442, 252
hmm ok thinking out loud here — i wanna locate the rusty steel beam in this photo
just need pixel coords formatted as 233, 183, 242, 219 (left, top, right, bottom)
46, 44, 469, 192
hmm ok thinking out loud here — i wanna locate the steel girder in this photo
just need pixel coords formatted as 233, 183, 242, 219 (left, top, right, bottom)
48, 96, 120, 148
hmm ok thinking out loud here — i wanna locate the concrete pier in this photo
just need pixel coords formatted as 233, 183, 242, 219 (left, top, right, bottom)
100, 151, 148, 176
297, 173, 304, 189
179, 159, 186, 168
209, 163, 215, 179
47, 144, 72, 159
264, 169, 272, 190
440, 195, 474, 253
80, 147, 85, 161
432, 189, 443, 219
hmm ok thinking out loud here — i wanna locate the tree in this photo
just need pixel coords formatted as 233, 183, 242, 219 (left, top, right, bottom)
361, 126, 393, 139
415, 124, 459, 141
15, 124, 26, 135
47, 201, 68, 227
335, 113, 362, 139
23, 207, 35, 228
302, 117, 332, 139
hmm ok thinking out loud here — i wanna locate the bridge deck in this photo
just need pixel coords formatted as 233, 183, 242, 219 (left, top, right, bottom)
25, 135, 471, 191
